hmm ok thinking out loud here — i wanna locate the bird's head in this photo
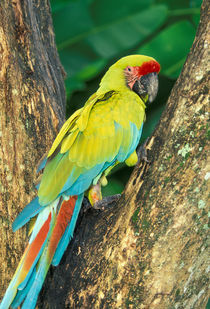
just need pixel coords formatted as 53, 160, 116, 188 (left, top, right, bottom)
98, 55, 160, 104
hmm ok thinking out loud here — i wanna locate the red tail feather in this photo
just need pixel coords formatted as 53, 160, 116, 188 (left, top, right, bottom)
23, 213, 51, 274
48, 196, 77, 257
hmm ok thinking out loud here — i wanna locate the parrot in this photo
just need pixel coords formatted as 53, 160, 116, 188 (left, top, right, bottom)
0, 54, 160, 309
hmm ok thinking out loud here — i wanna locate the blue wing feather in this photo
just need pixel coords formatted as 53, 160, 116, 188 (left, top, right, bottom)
12, 197, 44, 232
36, 158, 47, 173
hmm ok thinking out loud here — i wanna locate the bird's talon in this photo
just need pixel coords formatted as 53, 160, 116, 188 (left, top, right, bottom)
92, 194, 121, 211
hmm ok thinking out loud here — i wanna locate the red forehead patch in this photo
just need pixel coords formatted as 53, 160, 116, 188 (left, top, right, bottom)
135, 60, 160, 77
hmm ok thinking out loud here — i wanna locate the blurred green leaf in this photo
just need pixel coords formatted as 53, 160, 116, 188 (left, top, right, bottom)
138, 21, 196, 78
51, 0, 80, 13
55, 1, 158, 49
156, 0, 201, 10
90, 0, 154, 25
53, 1, 167, 95
53, 1, 93, 46
168, 7, 200, 17
192, 12, 200, 26
190, 0, 202, 8
59, 48, 107, 96
155, 0, 201, 30
65, 77, 85, 98
102, 179, 124, 196
76, 58, 107, 81
65, 58, 107, 97
86, 5, 168, 58
141, 104, 165, 141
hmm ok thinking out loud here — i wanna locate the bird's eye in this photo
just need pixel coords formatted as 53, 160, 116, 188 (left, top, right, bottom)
127, 67, 132, 72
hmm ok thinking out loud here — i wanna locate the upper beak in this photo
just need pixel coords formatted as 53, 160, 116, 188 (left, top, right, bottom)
132, 72, 159, 103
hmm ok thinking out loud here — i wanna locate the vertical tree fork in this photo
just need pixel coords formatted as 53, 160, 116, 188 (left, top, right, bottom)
0, 0, 209, 308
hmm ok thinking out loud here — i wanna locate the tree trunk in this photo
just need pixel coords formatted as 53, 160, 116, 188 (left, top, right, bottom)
0, 0, 65, 297
40, 1, 209, 308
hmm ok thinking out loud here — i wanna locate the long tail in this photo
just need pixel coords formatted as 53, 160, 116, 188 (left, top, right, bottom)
0, 194, 83, 309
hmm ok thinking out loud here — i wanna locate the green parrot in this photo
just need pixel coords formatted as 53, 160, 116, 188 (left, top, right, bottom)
0, 55, 160, 309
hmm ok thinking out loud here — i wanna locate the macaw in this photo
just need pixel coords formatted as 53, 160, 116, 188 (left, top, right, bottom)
0, 55, 160, 309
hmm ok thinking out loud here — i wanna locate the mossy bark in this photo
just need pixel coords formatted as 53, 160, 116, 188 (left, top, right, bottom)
0, 0, 65, 298
40, 1, 209, 308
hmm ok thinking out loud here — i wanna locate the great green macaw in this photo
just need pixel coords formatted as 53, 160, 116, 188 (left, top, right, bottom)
0, 55, 160, 309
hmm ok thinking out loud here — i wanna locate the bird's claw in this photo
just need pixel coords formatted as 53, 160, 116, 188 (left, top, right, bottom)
91, 194, 121, 211
82, 194, 121, 212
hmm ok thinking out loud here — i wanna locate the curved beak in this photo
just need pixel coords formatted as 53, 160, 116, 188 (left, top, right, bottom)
132, 72, 159, 104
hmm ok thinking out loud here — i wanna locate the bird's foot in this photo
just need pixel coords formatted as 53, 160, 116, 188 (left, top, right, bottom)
82, 194, 121, 212
92, 194, 121, 210
88, 183, 102, 206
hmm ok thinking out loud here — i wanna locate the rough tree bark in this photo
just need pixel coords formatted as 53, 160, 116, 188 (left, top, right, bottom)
0, 1, 209, 309
0, 0, 66, 296
40, 1, 209, 309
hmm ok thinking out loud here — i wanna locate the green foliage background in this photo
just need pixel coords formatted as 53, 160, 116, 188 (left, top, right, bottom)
50, 0, 201, 196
